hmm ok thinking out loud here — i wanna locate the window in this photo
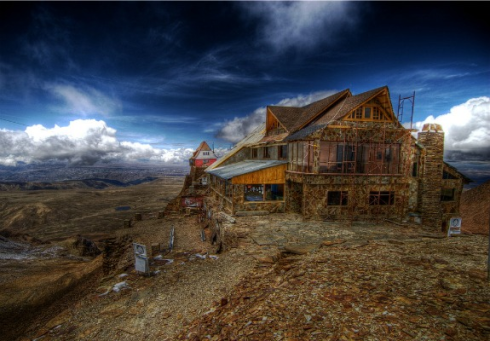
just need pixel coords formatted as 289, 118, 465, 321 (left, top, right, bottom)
244, 184, 284, 201
364, 107, 371, 119
265, 184, 284, 201
278, 145, 288, 159
327, 191, 348, 206
244, 184, 263, 201
441, 188, 455, 201
412, 162, 418, 177
263, 147, 270, 159
350, 106, 389, 121
251, 148, 258, 159
354, 107, 363, 119
369, 191, 395, 205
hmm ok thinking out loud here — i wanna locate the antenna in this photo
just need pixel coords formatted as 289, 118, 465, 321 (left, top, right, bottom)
397, 91, 415, 129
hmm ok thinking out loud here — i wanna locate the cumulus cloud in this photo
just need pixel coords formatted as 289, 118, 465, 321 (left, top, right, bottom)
49, 84, 121, 117
216, 90, 337, 143
413, 96, 490, 160
0, 119, 194, 166
241, 1, 358, 52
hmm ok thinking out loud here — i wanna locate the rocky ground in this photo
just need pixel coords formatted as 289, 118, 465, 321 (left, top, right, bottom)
2, 177, 489, 341
17, 212, 490, 341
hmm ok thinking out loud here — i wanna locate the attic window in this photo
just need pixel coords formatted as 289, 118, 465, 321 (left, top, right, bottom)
349, 106, 389, 121
354, 108, 363, 119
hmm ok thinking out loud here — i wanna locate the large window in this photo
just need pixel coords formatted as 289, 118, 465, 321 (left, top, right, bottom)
347, 105, 390, 121
244, 184, 263, 201
265, 184, 284, 201
319, 142, 400, 174
369, 191, 395, 205
244, 184, 284, 201
327, 191, 348, 206
290, 142, 314, 173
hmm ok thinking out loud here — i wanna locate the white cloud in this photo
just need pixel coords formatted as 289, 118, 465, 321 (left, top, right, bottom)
49, 84, 121, 117
216, 90, 337, 143
0, 119, 194, 166
241, 1, 358, 52
413, 96, 490, 159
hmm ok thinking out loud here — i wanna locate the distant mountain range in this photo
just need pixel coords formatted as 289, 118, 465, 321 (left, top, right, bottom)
0, 177, 159, 191
0, 163, 189, 184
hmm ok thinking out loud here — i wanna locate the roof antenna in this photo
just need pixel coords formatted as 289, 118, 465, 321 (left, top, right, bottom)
397, 91, 415, 129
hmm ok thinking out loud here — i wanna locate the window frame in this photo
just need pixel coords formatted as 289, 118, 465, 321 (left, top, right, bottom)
441, 188, 455, 202
369, 191, 395, 206
327, 191, 349, 206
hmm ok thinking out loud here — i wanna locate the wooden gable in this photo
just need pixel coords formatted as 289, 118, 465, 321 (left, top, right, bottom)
342, 89, 396, 124
266, 108, 288, 133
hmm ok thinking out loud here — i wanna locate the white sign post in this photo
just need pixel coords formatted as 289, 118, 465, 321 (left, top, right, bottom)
447, 217, 462, 237
133, 243, 149, 274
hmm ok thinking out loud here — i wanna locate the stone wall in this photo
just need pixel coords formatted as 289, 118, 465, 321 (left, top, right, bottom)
417, 127, 444, 229
286, 172, 412, 221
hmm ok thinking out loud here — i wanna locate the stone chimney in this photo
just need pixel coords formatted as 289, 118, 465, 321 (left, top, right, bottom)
417, 123, 444, 229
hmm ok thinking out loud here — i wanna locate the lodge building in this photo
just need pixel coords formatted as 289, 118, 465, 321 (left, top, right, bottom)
204, 86, 470, 230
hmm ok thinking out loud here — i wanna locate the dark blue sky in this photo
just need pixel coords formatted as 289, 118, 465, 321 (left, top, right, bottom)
0, 1, 488, 167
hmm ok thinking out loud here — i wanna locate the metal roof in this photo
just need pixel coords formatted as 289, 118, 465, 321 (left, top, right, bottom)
207, 160, 287, 180
206, 123, 266, 171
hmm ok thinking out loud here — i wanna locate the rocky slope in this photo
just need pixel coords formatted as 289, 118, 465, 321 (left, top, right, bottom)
18, 213, 490, 341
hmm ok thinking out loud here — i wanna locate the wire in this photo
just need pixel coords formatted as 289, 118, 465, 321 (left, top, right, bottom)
0, 117, 28, 127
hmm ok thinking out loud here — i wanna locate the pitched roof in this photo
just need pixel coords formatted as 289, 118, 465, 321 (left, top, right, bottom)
190, 141, 212, 159
443, 162, 473, 184
207, 160, 288, 180
284, 86, 391, 141
268, 89, 350, 133
267, 106, 303, 132
290, 89, 351, 132
313, 86, 389, 126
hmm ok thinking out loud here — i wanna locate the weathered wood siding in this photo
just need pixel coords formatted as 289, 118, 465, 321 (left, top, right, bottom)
231, 164, 287, 185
